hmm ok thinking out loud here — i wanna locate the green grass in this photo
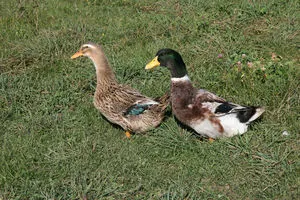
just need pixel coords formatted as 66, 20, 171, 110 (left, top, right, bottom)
1, 0, 299, 199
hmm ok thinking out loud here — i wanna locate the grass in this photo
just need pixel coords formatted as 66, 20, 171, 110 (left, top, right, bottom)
1, 0, 299, 199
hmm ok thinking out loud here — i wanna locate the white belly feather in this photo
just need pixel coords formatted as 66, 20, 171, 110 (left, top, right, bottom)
190, 114, 248, 138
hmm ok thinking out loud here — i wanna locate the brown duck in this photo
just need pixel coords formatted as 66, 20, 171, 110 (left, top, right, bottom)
145, 49, 264, 139
71, 42, 169, 138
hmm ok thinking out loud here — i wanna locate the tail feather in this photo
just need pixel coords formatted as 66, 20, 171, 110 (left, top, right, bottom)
236, 106, 265, 123
153, 92, 170, 115
155, 92, 170, 106
247, 107, 265, 123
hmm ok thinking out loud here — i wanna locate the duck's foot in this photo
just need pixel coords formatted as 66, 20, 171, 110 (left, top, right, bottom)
125, 131, 131, 138
208, 138, 215, 143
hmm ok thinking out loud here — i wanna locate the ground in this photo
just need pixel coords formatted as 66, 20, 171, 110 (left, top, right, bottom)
0, 0, 299, 199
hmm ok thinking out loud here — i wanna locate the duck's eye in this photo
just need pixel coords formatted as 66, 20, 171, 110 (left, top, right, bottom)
81, 46, 89, 51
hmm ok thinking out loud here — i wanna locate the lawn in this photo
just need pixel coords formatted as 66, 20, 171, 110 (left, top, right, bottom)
1, 0, 299, 199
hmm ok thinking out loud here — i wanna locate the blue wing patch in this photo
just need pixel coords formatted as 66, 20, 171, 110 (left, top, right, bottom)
123, 104, 152, 116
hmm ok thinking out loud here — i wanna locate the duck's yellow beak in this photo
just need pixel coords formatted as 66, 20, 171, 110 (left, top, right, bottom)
71, 50, 83, 59
145, 56, 160, 69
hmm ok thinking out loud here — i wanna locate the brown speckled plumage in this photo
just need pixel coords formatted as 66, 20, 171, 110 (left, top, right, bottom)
72, 42, 169, 134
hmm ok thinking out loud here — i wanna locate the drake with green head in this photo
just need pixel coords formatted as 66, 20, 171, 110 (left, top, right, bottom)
71, 42, 169, 138
145, 49, 264, 139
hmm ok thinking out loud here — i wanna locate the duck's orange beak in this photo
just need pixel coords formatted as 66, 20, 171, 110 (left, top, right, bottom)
71, 50, 83, 59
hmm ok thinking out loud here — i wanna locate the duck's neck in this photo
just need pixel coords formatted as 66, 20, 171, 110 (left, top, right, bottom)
89, 48, 117, 87
171, 74, 190, 82
168, 58, 188, 78
168, 61, 193, 95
